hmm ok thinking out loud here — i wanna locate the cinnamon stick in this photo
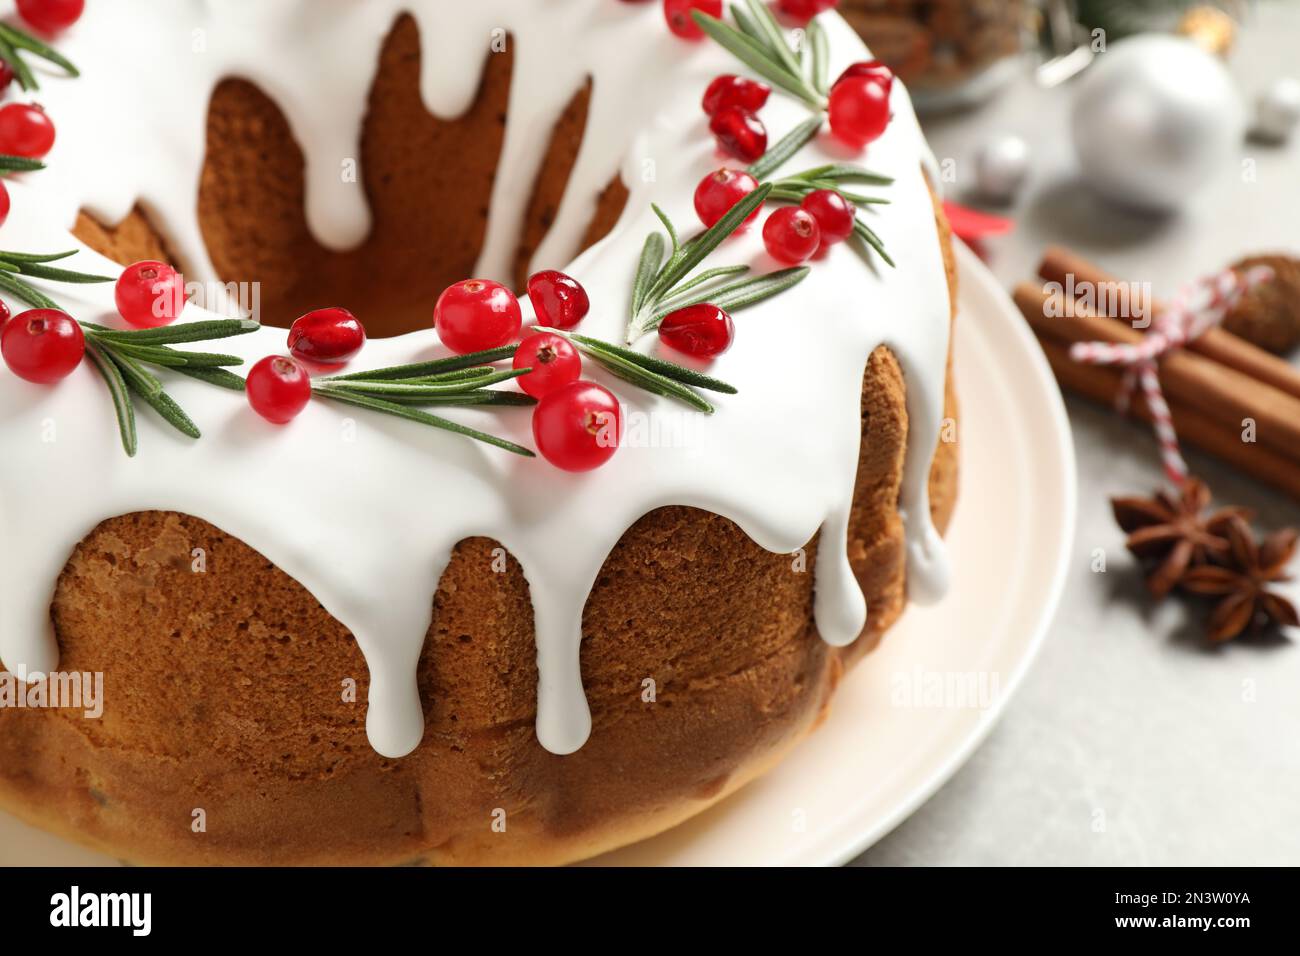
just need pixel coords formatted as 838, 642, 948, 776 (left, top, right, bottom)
1037, 245, 1300, 403
1037, 337, 1300, 501
1014, 283, 1300, 467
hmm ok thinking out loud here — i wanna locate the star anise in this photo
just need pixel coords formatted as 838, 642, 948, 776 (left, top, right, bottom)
1181, 514, 1300, 642
1111, 478, 1248, 598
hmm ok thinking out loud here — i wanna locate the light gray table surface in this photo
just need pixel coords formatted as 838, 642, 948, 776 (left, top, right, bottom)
851, 3, 1300, 866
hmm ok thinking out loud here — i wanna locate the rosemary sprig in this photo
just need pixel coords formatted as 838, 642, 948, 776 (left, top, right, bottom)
624, 185, 814, 342
693, 1, 827, 110
536, 326, 735, 414
313, 356, 536, 456
746, 115, 823, 181
0, 21, 79, 92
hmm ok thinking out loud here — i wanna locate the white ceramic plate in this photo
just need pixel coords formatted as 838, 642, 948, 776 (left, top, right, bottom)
0, 244, 1075, 867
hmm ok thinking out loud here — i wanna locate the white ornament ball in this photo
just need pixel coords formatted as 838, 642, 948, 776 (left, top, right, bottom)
973, 134, 1030, 203
1071, 35, 1244, 213
1254, 77, 1300, 142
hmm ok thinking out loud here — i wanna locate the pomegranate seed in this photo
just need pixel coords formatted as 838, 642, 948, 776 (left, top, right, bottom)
663, 0, 722, 40
434, 279, 522, 355
526, 270, 590, 331
0, 103, 55, 158
0, 180, 9, 229
763, 207, 821, 264
288, 307, 366, 365
0, 62, 14, 94
513, 331, 582, 399
828, 75, 891, 149
658, 304, 735, 358
1, 308, 83, 384
775, 0, 839, 24
246, 355, 312, 424
800, 189, 855, 246
15, 0, 84, 34
532, 380, 622, 471
702, 75, 771, 116
833, 60, 894, 97
693, 168, 761, 229
709, 105, 767, 163
115, 260, 186, 329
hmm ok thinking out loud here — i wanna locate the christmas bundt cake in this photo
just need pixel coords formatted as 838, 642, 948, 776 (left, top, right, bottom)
0, 0, 957, 865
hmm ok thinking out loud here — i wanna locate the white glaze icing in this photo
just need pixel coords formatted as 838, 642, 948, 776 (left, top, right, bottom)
0, 0, 951, 758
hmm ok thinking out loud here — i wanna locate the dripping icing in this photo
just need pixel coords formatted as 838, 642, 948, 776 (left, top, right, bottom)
0, 0, 952, 758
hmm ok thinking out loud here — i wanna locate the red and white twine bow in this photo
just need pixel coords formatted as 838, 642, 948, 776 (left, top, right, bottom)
1068, 265, 1274, 486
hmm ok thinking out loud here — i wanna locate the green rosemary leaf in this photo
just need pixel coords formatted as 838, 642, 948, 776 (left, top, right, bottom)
0, 154, 45, 173
89, 318, 260, 345
0, 269, 58, 308
853, 218, 896, 268
107, 351, 202, 439
789, 163, 893, 186
630, 232, 665, 319
592, 355, 715, 413
692, 12, 823, 109
538, 326, 735, 400
663, 264, 750, 298
321, 367, 528, 397
642, 182, 772, 311
171, 365, 247, 392
0, 34, 37, 92
728, 1, 772, 52
365, 390, 537, 408
651, 266, 811, 324
313, 387, 534, 457
5, 260, 113, 283
83, 339, 137, 457
741, 0, 805, 89
324, 345, 516, 382
747, 115, 823, 181
381, 366, 500, 386
0, 248, 76, 263
651, 204, 680, 257
104, 341, 244, 369
0, 22, 79, 78
808, 17, 830, 95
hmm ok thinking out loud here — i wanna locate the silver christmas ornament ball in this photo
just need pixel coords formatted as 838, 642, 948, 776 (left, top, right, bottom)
1253, 77, 1300, 143
973, 134, 1030, 203
1070, 35, 1244, 213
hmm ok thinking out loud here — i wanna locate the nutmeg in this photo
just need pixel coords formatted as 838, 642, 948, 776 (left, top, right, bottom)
1222, 255, 1300, 354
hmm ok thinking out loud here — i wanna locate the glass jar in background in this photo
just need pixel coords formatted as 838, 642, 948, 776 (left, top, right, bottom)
838, 0, 1032, 112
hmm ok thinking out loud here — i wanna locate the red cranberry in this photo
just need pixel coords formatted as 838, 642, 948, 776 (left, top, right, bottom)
0, 62, 14, 94
0, 299, 11, 328
702, 75, 771, 116
532, 380, 622, 471
828, 75, 891, 149
288, 307, 366, 365
775, 0, 839, 24
709, 105, 767, 163
526, 270, 590, 331
0, 103, 55, 158
246, 355, 312, 424
800, 189, 856, 245
833, 60, 895, 97
658, 304, 734, 358
115, 260, 186, 329
763, 207, 821, 264
0, 180, 9, 229
513, 331, 582, 399
434, 279, 522, 355
1, 308, 83, 384
663, 0, 722, 40
15, 0, 84, 34
693, 168, 761, 229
